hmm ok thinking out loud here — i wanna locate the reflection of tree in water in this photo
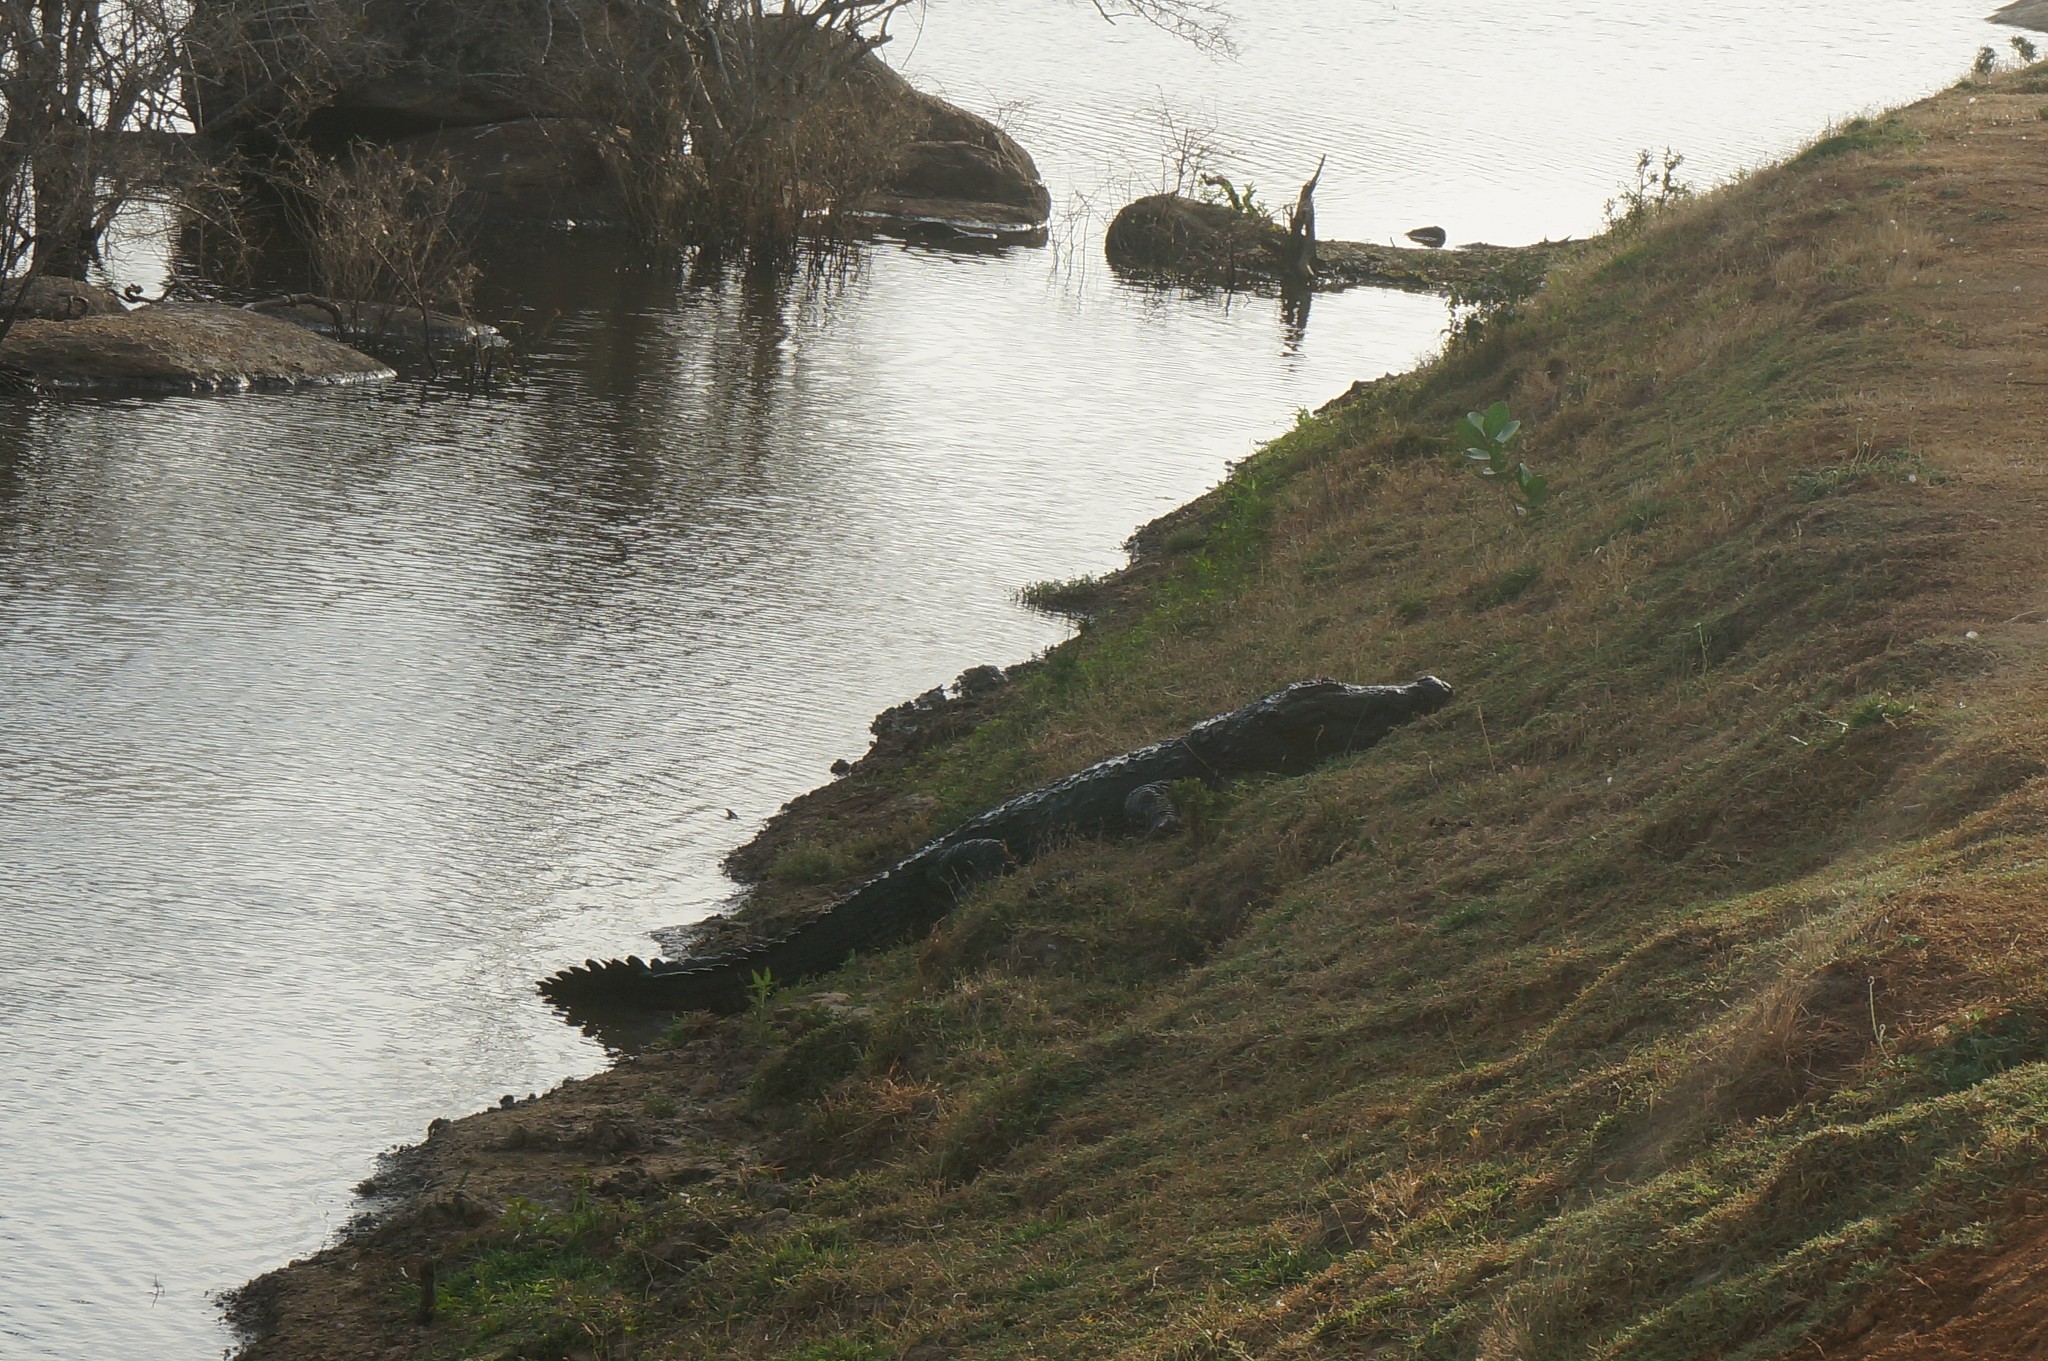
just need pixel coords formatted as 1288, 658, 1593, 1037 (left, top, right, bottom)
471, 233, 876, 627
0, 401, 32, 518
1280, 279, 1313, 354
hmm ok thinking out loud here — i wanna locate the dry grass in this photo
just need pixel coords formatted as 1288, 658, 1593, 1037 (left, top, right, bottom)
241, 63, 2048, 1361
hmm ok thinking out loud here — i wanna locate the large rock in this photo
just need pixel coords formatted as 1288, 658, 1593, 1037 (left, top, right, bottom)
0, 304, 395, 394
384, 118, 625, 223
187, 0, 1048, 234
183, 0, 546, 140
0, 276, 130, 320
846, 61, 1051, 234
1105, 193, 1277, 277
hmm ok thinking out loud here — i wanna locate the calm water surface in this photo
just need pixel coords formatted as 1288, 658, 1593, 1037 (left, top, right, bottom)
0, 2, 2021, 1355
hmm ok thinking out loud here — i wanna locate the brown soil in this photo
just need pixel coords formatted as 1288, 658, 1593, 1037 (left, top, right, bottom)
1821, 1202, 2048, 1359
0, 304, 395, 393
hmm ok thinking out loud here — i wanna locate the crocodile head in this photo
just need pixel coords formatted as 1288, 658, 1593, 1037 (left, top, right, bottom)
1189, 674, 1454, 774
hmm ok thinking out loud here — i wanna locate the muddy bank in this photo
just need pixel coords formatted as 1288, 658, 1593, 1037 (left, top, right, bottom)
229, 1016, 781, 1361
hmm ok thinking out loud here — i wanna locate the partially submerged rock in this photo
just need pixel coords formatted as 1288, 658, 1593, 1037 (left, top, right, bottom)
0, 304, 395, 394
1104, 194, 1274, 279
1105, 192, 1573, 294
246, 296, 508, 360
0, 276, 130, 320
847, 66, 1051, 239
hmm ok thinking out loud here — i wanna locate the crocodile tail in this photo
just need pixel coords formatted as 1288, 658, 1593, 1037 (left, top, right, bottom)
538, 952, 759, 1014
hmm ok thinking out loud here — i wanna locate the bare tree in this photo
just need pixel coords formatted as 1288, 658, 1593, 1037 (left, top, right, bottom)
1087, 0, 1234, 53
0, 0, 190, 278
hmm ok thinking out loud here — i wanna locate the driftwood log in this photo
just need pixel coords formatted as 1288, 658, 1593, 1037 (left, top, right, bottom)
541, 676, 1452, 1015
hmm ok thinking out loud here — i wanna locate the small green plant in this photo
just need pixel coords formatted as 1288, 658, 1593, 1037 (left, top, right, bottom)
1018, 573, 1106, 617
748, 967, 779, 1017
770, 841, 857, 885
1197, 172, 1273, 224
1975, 44, 2000, 77
1789, 446, 1941, 500
1452, 402, 1549, 520
1845, 695, 1915, 730
1466, 564, 1542, 612
786, 1340, 884, 1361
2014, 35, 2038, 64
1796, 115, 1921, 165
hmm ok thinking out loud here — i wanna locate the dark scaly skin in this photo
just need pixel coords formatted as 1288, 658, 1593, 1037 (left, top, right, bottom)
539, 676, 1452, 1016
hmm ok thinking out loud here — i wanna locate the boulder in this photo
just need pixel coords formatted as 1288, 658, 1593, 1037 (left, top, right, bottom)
188, 0, 1048, 233
847, 64, 1051, 235
1104, 193, 1277, 277
0, 304, 395, 394
0, 276, 130, 321
183, 0, 547, 141
383, 117, 625, 223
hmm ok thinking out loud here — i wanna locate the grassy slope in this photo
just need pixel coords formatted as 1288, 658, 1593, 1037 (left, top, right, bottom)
249, 67, 2048, 1361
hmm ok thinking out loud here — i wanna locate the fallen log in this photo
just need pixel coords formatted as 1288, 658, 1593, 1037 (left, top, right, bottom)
540, 675, 1452, 1016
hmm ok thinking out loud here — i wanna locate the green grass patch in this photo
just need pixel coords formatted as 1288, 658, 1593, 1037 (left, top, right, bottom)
1793, 115, 1920, 164
1789, 447, 1941, 500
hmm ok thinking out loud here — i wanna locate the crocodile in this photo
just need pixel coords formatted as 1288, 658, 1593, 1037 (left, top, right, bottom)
539, 675, 1452, 1015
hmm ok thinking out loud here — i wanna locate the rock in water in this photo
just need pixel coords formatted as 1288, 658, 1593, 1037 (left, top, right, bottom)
0, 304, 395, 394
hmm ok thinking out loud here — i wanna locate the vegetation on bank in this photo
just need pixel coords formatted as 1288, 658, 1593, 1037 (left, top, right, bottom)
246, 61, 2048, 1361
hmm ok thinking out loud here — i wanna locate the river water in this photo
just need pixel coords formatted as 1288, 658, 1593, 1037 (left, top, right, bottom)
0, 2, 2019, 1356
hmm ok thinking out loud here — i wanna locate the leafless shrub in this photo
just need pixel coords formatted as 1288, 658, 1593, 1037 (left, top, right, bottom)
1151, 97, 1226, 197
278, 145, 476, 330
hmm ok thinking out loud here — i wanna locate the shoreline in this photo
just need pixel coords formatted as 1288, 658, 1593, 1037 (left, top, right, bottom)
234, 64, 2048, 1360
